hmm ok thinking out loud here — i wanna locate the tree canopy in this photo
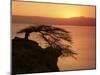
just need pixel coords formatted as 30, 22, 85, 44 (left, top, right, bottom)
17, 25, 77, 58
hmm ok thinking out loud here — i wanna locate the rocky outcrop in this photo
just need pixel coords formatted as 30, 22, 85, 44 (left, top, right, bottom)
12, 37, 61, 74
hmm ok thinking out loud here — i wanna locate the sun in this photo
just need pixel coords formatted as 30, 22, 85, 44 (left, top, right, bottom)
62, 8, 82, 18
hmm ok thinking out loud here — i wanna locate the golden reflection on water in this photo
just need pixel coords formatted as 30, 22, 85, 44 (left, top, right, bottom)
12, 24, 96, 71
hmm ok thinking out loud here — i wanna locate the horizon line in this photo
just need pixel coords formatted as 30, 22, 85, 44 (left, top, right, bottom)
12, 15, 96, 19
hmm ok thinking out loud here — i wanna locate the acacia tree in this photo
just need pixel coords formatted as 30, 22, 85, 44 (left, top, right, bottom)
17, 25, 77, 59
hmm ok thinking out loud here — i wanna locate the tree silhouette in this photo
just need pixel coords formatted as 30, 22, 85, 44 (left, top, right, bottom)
13, 25, 78, 74
17, 25, 77, 58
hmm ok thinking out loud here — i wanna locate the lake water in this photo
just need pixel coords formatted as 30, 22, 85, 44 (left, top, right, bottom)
12, 24, 96, 71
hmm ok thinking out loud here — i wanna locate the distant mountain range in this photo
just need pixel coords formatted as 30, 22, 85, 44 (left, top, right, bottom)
12, 15, 96, 26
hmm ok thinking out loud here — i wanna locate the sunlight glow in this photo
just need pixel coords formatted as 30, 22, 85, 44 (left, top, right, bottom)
12, 1, 96, 18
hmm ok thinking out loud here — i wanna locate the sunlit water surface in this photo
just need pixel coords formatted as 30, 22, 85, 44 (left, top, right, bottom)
12, 24, 96, 71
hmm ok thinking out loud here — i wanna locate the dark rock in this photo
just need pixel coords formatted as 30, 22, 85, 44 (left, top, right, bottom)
12, 37, 61, 74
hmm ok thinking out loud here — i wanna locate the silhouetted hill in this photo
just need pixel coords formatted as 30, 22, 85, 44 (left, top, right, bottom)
12, 15, 96, 26
12, 37, 60, 74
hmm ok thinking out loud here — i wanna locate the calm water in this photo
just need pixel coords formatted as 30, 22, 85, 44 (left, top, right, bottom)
12, 24, 96, 71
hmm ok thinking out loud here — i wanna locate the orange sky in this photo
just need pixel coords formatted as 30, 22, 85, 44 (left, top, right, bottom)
12, 1, 96, 18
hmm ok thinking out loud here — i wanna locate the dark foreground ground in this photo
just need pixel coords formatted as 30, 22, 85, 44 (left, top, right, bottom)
12, 37, 62, 74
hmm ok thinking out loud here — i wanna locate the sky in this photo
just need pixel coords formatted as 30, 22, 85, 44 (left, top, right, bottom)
12, 1, 96, 18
